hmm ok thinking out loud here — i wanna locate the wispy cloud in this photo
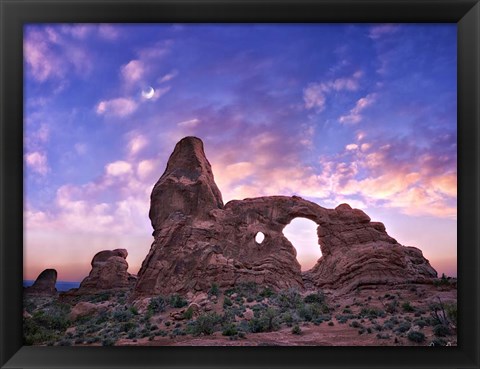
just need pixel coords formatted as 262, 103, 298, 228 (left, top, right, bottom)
177, 118, 200, 128
127, 133, 149, 156
368, 24, 399, 40
339, 93, 377, 124
25, 151, 49, 176
121, 60, 145, 84
96, 97, 138, 117
24, 27, 92, 84
303, 71, 362, 112
159, 70, 178, 83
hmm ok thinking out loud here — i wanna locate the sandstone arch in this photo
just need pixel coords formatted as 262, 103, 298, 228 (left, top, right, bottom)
132, 137, 437, 298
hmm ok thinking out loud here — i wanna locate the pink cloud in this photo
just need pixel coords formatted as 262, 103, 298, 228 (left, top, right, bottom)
25, 151, 49, 175
303, 71, 362, 112
121, 60, 145, 84
368, 24, 399, 40
127, 133, 149, 156
105, 161, 133, 176
98, 24, 119, 40
158, 70, 178, 83
177, 118, 200, 128
96, 97, 138, 117
339, 93, 377, 124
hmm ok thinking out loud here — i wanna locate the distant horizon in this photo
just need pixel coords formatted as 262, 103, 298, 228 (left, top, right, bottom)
24, 23, 457, 282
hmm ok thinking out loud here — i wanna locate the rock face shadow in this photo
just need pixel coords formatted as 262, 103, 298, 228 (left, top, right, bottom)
131, 137, 437, 298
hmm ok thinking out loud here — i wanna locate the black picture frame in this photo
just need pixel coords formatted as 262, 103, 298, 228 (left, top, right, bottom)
1, 0, 479, 368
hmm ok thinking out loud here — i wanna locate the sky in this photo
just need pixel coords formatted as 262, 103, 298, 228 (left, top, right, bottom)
23, 24, 457, 282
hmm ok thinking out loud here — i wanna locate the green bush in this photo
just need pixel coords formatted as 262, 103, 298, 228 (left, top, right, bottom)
394, 322, 411, 333
129, 306, 139, 315
433, 324, 450, 337
222, 323, 238, 336
413, 319, 428, 328
249, 307, 279, 333
446, 303, 457, 326
303, 291, 325, 304
359, 307, 386, 319
187, 312, 222, 336
274, 288, 303, 311
148, 296, 168, 313
291, 325, 302, 335
183, 306, 194, 320
260, 286, 275, 298
208, 283, 220, 297
169, 294, 188, 308
402, 302, 415, 312
102, 337, 116, 346
407, 331, 425, 343
112, 309, 133, 322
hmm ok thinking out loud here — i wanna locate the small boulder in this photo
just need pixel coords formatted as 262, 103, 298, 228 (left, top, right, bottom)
69, 301, 109, 321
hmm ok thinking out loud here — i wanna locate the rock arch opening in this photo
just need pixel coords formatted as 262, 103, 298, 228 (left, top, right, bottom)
283, 217, 322, 271
255, 231, 265, 244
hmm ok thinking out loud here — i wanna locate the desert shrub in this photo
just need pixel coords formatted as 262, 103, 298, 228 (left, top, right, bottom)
23, 318, 57, 345
350, 320, 362, 329
183, 306, 194, 320
112, 309, 133, 322
164, 321, 171, 327
395, 322, 412, 333
430, 337, 448, 346
446, 302, 457, 326
129, 306, 139, 315
148, 296, 168, 313
291, 325, 302, 335
274, 288, 303, 311
335, 314, 357, 324
187, 312, 222, 336
260, 286, 275, 298
433, 324, 450, 337
223, 296, 233, 308
169, 294, 188, 308
222, 323, 238, 336
298, 303, 326, 322
208, 283, 220, 297
90, 292, 111, 303
433, 273, 451, 287
328, 321, 334, 326
303, 291, 325, 304
376, 333, 391, 339
343, 308, 353, 314
94, 311, 110, 325
402, 301, 415, 312
359, 307, 385, 319
407, 331, 425, 343
413, 319, 428, 328
101, 337, 116, 346
120, 321, 136, 333
385, 300, 399, 314
156, 329, 168, 337
249, 307, 279, 333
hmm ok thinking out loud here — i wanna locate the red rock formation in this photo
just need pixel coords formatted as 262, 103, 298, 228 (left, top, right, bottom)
75, 249, 136, 294
25, 269, 57, 296
132, 137, 437, 298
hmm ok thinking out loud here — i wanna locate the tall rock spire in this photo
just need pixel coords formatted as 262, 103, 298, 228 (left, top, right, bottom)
149, 136, 223, 234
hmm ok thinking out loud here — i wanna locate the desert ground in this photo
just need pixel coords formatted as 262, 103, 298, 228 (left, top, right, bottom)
23, 277, 456, 347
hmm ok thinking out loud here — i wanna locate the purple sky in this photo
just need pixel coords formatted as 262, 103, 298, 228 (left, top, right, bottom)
24, 24, 457, 281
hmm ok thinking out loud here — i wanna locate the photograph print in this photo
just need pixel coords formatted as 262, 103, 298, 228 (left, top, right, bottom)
23, 23, 457, 346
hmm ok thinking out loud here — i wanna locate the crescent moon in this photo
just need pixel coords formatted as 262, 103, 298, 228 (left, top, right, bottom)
142, 86, 155, 99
